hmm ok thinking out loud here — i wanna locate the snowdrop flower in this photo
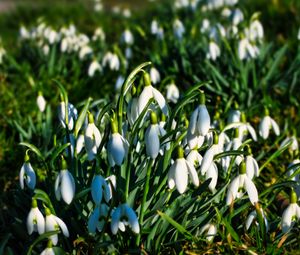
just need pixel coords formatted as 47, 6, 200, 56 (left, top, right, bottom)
231, 8, 244, 25
227, 105, 241, 124
145, 112, 167, 159
186, 149, 203, 168
200, 134, 220, 175
102, 52, 120, 71
280, 136, 298, 151
91, 174, 111, 205
206, 162, 218, 192
107, 119, 129, 166
248, 19, 264, 41
150, 67, 161, 85
92, 27, 105, 41
168, 146, 199, 194
234, 112, 257, 141
151, 20, 159, 35
111, 203, 140, 234
225, 128, 243, 165
115, 75, 125, 91
54, 158, 75, 205
45, 208, 69, 245
27, 199, 45, 235
166, 82, 180, 103
206, 41, 221, 61
88, 204, 109, 233
258, 109, 280, 139
19, 154, 36, 190
245, 146, 259, 179
79, 45, 93, 60
246, 207, 268, 231
88, 60, 102, 77
200, 19, 210, 33
84, 112, 102, 161
137, 72, 168, 116
188, 92, 211, 137
173, 19, 185, 40
58, 101, 78, 130
226, 161, 259, 205
20, 26, 30, 39
0, 46, 6, 64
40, 241, 55, 255
186, 130, 205, 150
125, 47, 132, 59
281, 190, 300, 233
238, 38, 260, 60
121, 29, 134, 45
76, 133, 85, 154
36, 91, 46, 112
127, 95, 139, 126
199, 223, 217, 242
42, 45, 50, 56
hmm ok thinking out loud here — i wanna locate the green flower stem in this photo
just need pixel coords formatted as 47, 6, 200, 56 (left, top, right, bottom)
136, 158, 154, 246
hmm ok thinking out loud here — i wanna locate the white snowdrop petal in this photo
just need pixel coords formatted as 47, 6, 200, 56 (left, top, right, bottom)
186, 160, 199, 187
26, 209, 35, 234
226, 176, 240, 205
197, 105, 211, 136
206, 163, 218, 192
189, 108, 198, 135
246, 211, 256, 230
200, 145, 216, 175
53, 215, 69, 237
270, 118, 280, 136
259, 117, 270, 139
282, 205, 294, 233
108, 134, 126, 166
247, 124, 257, 141
19, 165, 25, 189
111, 208, 121, 234
61, 170, 75, 204
207, 224, 217, 242
91, 175, 104, 205
138, 86, 153, 115
152, 87, 168, 116
168, 164, 176, 189
25, 163, 36, 189
88, 207, 100, 233
54, 173, 61, 201
145, 125, 160, 159
35, 209, 45, 234
125, 205, 140, 234
244, 177, 259, 205
174, 159, 188, 194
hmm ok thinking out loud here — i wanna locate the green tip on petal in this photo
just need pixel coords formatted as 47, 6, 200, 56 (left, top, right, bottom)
38, 91, 43, 96
61, 156, 67, 170
150, 111, 158, 125
45, 208, 51, 216
132, 85, 137, 96
47, 240, 53, 248
88, 112, 94, 124
234, 128, 239, 138
241, 112, 246, 122
161, 113, 166, 122
177, 146, 184, 159
264, 107, 269, 116
214, 111, 220, 120
24, 153, 30, 162
244, 145, 252, 156
32, 199, 38, 208
143, 72, 151, 87
233, 101, 239, 110
213, 132, 219, 145
290, 189, 297, 204
239, 161, 246, 174
111, 119, 118, 134
199, 91, 205, 105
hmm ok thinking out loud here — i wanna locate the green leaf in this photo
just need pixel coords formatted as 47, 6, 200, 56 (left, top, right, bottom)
223, 218, 241, 243
33, 189, 56, 214
74, 97, 92, 137
49, 143, 70, 169
19, 142, 44, 161
27, 231, 59, 255
157, 210, 194, 241
0, 233, 11, 255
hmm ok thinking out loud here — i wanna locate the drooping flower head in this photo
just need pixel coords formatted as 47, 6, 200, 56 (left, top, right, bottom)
259, 108, 280, 139
27, 199, 45, 235
19, 153, 36, 190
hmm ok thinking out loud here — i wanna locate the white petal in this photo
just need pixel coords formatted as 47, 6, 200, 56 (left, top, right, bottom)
206, 224, 217, 242
54, 172, 62, 201
244, 176, 259, 205
246, 156, 259, 179
26, 208, 35, 234
124, 205, 140, 234
226, 176, 240, 205
25, 163, 36, 189
152, 87, 168, 116
88, 207, 100, 233
111, 207, 121, 234
145, 125, 160, 159
186, 160, 199, 187
196, 105, 211, 136
108, 133, 126, 166
91, 175, 104, 205
168, 164, 176, 189
259, 116, 270, 139
270, 118, 280, 136
200, 145, 216, 175
246, 211, 256, 230
206, 163, 218, 192
246, 124, 257, 141
138, 86, 153, 115
45, 215, 58, 245
188, 108, 198, 135
19, 164, 25, 189
174, 159, 188, 194
53, 215, 69, 237
61, 170, 75, 204
282, 204, 294, 233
